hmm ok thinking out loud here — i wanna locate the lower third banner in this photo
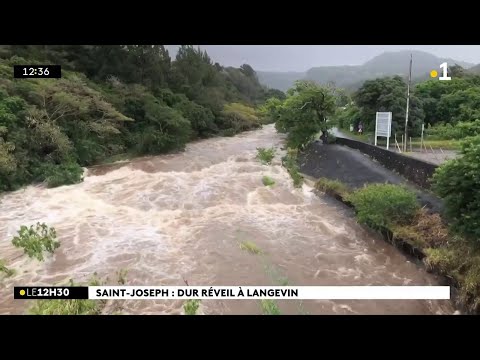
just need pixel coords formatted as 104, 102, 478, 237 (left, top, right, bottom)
14, 286, 451, 300
14, 286, 88, 299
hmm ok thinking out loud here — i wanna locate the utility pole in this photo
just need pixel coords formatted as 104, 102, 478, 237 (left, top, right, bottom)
404, 54, 413, 152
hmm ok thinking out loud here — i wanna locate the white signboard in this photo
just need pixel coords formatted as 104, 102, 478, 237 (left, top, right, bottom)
375, 112, 392, 149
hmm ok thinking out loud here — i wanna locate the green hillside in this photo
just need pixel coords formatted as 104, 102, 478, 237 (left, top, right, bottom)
0, 45, 282, 192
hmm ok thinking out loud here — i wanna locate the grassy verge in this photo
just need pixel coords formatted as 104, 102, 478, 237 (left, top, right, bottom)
314, 179, 480, 314
315, 177, 351, 199
28, 271, 128, 315
410, 139, 462, 151
337, 130, 461, 151
28, 277, 106, 315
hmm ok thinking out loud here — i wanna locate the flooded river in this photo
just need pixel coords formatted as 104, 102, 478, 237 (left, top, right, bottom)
0, 124, 454, 314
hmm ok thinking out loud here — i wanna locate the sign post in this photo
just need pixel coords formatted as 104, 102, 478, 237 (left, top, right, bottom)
375, 112, 392, 150
420, 123, 425, 151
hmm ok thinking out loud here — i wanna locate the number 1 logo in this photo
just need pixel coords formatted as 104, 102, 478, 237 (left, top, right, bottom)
439, 62, 451, 81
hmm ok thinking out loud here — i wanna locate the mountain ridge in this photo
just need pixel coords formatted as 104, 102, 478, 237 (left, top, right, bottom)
258, 50, 475, 91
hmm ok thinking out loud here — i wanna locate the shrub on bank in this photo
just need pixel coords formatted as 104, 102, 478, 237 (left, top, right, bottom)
28, 271, 129, 315
41, 162, 84, 188
315, 176, 480, 313
346, 184, 419, 229
11, 222, 59, 261
29, 278, 105, 315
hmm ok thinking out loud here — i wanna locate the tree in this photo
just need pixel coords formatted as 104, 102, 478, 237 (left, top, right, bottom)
27, 78, 132, 165
414, 76, 480, 126
173, 96, 217, 138
354, 76, 424, 136
240, 64, 256, 79
259, 97, 284, 124
275, 81, 336, 148
264, 88, 286, 100
334, 104, 361, 130
125, 45, 171, 89
433, 135, 480, 241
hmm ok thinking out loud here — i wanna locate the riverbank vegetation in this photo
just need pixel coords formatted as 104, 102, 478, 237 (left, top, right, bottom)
29, 278, 104, 315
0, 45, 284, 192
314, 178, 351, 199
282, 148, 303, 188
271, 81, 336, 148
346, 184, 419, 230
432, 136, 480, 241
309, 65, 480, 311
314, 177, 480, 313
11, 222, 59, 261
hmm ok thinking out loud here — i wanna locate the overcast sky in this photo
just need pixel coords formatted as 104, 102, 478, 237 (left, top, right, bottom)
165, 45, 480, 72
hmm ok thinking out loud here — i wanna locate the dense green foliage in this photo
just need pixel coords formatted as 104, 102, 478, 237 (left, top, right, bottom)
262, 81, 336, 148
354, 76, 424, 136
334, 103, 361, 130
0, 45, 282, 191
433, 135, 480, 241
347, 184, 420, 229
11, 222, 59, 261
337, 68, 480, 139
415, 75, 480, 126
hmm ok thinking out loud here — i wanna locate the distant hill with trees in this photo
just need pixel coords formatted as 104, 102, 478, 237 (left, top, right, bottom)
258, 50, 474, 91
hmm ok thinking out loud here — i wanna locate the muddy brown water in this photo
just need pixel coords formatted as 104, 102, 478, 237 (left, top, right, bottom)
0, 124, 455, 314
